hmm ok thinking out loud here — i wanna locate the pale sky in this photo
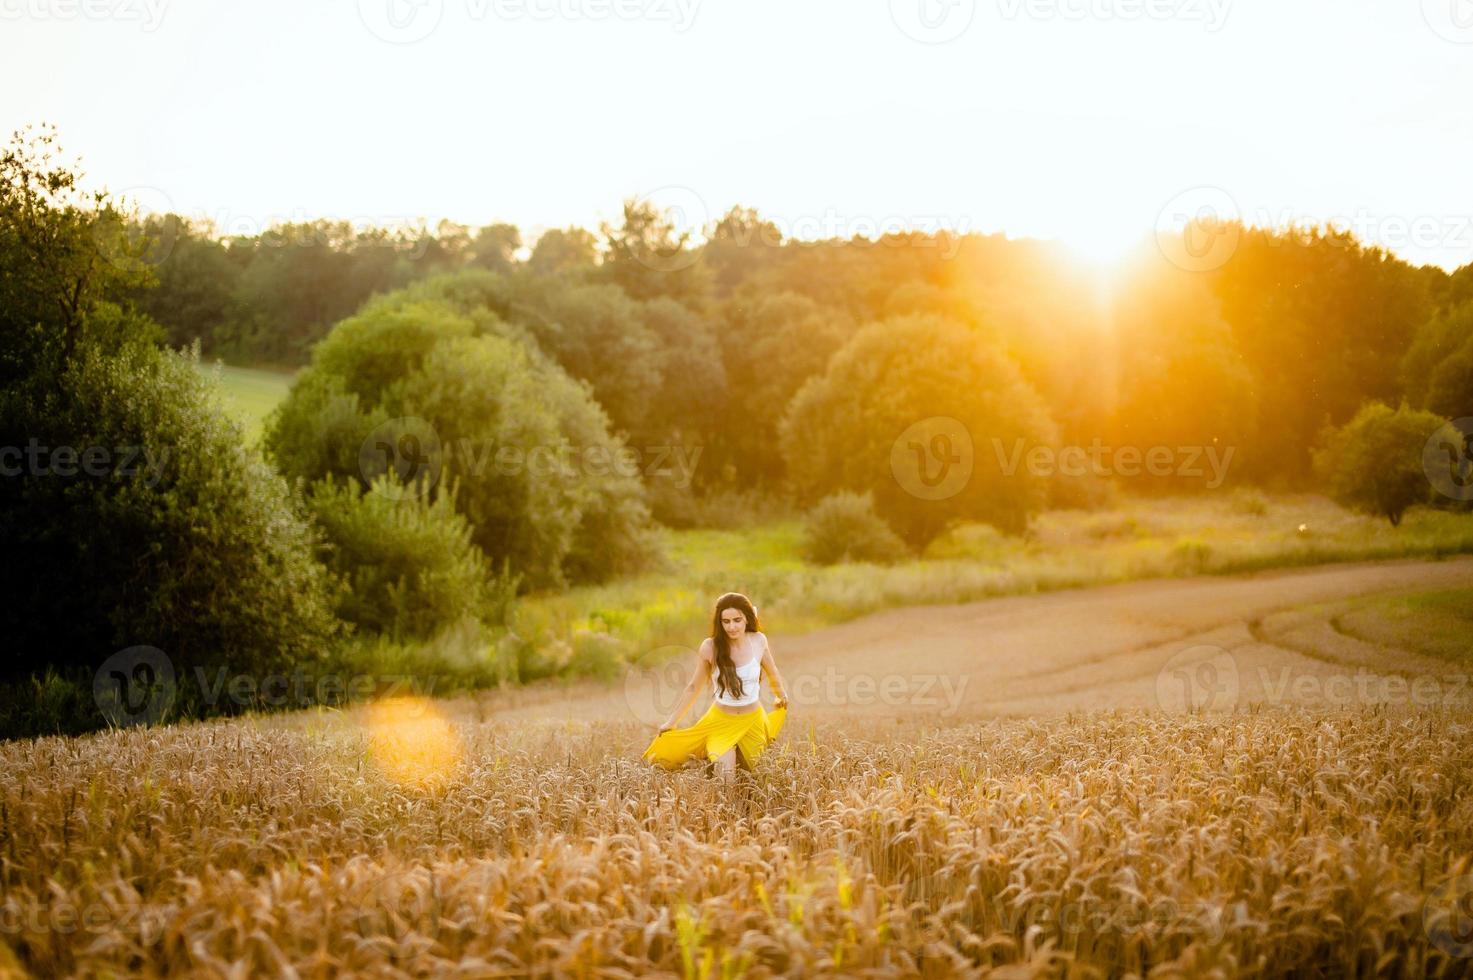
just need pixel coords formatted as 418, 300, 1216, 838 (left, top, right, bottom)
4, 0, 1472, 271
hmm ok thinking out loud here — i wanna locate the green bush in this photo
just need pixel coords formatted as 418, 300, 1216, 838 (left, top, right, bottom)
800, 490, 911, 565
307, 472, 519, 641
264, 292, 663, 591
1311, 401, 1444, 526
0, 339, 344, 730
780, 313, 1058, 548
1230, 487, 1269, 516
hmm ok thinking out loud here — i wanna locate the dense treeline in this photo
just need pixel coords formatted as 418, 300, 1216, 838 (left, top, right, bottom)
4, 120, 1470, 737
140, 199, 1472, 497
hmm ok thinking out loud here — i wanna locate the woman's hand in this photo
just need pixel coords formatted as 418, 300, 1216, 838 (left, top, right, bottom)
773, 696, 788, 710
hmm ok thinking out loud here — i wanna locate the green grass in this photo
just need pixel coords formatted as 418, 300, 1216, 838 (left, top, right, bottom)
168, 365, 1473, 692
1333, 587, 1473, 666
197, 362, 295, 445
496, 492, 1473, 680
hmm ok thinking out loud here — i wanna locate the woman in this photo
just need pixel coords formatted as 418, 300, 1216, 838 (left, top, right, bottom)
642, 592, 790, 783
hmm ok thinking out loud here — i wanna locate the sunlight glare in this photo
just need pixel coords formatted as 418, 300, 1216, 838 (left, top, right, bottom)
362, 696, 463, 790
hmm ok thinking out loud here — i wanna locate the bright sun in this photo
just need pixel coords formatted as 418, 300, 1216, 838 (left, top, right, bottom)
1059, 225, 1146, 274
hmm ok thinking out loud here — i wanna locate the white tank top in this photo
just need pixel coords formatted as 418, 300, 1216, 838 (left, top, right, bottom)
712, 643, 762, 707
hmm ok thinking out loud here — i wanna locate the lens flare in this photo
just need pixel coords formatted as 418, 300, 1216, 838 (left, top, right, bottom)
362, 696, 462, 790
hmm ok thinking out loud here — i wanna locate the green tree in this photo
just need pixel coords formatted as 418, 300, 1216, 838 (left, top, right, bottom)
1403, 300, 1473, 420
780, 313, 1058, 547
1206, 222, 1432, 484
1311, 401, 1443, 526
1104, 262, 1258, 489
528, 226, 598, 277
598, 196, 712, 308
469, 222, 521, 273
0, 122, 158, 385
713, 287, 854, 487
307, 471, 518, 639
799, 490, 910, 565
264, 288, 663, 590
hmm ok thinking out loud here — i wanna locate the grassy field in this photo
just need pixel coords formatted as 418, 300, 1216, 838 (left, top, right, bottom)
3, 599, 1470, 975
196, 362, 295, 445
500, 493, 1473, 688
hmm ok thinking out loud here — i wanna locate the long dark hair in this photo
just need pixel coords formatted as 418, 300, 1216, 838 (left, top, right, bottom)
710, 592, 761, 701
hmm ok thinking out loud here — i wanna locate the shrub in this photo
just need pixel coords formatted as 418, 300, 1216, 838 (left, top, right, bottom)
307, 472, 519, 641
799, 490, 911, 565
780, 314, 1058, 548
0, 340, 344, 732
1231, 487, 1269, 516
1311, 401, 1444, 526
264, 294, 663, 591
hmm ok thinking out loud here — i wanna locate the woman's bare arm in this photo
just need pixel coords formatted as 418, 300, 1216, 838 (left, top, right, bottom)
759, 633, 789, 708
660, 641, 713, 731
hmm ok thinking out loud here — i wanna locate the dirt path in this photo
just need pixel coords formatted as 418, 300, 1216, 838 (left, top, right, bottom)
453, 557, 1473, 731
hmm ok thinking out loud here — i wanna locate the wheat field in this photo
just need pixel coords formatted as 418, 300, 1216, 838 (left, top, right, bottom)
3, 699, 1471, 978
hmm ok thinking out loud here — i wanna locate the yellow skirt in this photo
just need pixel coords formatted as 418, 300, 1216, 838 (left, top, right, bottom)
643, 702, 787, 771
